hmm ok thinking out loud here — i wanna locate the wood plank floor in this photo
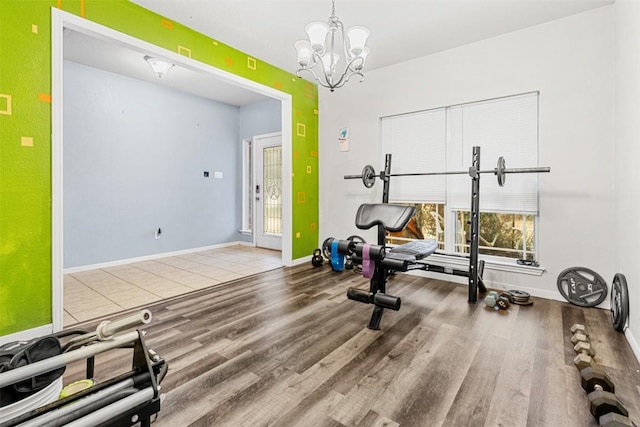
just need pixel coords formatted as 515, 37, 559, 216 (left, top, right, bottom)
64, 264, 640, 426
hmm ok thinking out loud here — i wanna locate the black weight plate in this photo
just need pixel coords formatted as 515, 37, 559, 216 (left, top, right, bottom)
344, 235, 366, 266
362, 165, 376, 189
322, 237, 334, 260
347, 235, 366, 245
557, 267, 608, 307
611, 273, 629, 332
507, 290, 530, 299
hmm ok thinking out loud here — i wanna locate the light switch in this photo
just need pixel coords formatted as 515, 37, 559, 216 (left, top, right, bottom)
214, 171, 223, 179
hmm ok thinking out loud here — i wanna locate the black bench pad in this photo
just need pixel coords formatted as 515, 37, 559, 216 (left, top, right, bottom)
355, 204, 416, 232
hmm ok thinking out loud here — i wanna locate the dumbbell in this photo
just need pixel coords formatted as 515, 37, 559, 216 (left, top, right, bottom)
580, 366, 615, 394
580, 367, 635, 426
571, 332, 589, 345
571, 324, 596, 371
484, 291, 510, 310
598, 412, 637, 427
571, 323, 589, 336
575, 340, 595, 357
588, 386, 629, 422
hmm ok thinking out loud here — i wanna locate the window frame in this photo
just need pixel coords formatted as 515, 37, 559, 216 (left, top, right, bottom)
383, 92, 544, 271
240, 138, 253, 234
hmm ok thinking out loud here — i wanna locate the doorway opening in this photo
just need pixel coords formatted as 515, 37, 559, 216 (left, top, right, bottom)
52, 9, 293, 330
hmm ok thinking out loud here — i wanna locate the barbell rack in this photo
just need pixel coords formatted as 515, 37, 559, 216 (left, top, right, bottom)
343, 146, 551, 304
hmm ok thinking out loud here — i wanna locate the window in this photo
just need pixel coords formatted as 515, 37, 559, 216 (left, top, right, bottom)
262, 145, 282, 234
381, 93, 539, 262
241, 138, 253, 233
454, 211, 535, 260
386, 203, 445, 250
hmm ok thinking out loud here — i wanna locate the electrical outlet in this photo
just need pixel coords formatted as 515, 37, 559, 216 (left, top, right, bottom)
203, 171, 209, 178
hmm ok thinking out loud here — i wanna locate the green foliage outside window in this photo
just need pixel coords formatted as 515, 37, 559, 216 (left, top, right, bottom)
386, 203, 535, 261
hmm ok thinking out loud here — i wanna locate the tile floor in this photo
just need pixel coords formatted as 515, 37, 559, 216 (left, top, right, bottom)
63, 245, 282, 327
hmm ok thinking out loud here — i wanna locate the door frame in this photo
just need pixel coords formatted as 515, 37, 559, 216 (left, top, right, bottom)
51, 9, 293, 331
253, 132, 282, 250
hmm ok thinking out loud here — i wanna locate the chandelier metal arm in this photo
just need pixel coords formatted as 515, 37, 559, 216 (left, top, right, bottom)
296, 67, 324, 85
297, 63, 364, 92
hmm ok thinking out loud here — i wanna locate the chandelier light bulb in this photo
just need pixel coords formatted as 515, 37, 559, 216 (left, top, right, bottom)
305, 22, 329, 53
346, 26, 370, 57
295, 40, 313, 67
321, 52, 340, 76
294, 0, 370, 92
353, 47, 370, 71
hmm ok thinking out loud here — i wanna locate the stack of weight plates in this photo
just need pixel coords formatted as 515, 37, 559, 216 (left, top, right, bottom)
500, 290, 533, 306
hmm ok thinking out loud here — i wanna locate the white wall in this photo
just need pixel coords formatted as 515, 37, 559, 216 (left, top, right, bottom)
615, 1, 640, 357
320, 6, 615, 300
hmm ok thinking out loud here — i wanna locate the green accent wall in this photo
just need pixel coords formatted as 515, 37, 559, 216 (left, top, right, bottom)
0, 0, 318, 336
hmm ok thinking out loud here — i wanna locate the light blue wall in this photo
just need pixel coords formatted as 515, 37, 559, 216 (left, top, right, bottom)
64, 61, 242, 268
239, 98, 282, 140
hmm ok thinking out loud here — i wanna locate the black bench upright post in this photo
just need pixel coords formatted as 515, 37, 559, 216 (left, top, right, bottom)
366, 223, 389, 330
364, 153, 393, 329
468, 146, 481, 303
381, 153, 392, 204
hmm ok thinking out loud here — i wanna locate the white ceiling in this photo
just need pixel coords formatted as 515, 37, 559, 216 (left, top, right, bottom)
130, 0, 613, 75
64, 29, 269, 106
66, 0, 614, 104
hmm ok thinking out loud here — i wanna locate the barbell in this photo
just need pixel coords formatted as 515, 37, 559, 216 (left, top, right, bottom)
344, 156, 550, 188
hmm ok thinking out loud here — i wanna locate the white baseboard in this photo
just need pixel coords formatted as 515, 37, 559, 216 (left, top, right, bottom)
625, 328, 640, 364
291, 255, 312, 266
64, 241, 244, 274
405, 269, 611, 309
0, 324, 53, 346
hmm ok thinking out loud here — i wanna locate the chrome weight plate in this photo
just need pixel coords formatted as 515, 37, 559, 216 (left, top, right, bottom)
362, 165, 376, 189
496, 157, 506, 187
557, 267, 608, 307
611, 273, 629, 332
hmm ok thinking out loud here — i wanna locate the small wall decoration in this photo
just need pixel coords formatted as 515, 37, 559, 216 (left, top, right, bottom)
339, 127, 349, 152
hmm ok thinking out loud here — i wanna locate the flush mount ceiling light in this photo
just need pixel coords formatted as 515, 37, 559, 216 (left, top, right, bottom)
294, 0, 370, 92
143, 55, 174, 78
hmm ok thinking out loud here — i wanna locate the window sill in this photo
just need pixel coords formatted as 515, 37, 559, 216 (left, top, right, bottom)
238, 229, 252, 236
426, 253, 546, 277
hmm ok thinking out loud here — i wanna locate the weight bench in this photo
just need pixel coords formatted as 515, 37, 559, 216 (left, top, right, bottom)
331, 203, 486, 329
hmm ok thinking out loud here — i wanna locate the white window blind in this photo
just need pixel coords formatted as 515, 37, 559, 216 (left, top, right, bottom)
381, 108, 446, 203
381, 93, 539, 214
448, 93, 539, 214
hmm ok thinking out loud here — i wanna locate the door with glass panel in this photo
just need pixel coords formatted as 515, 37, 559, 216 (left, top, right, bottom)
254, 133, 282, 250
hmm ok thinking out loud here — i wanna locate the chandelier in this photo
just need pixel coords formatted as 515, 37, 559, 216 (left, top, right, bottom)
295, 0, 370, 92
